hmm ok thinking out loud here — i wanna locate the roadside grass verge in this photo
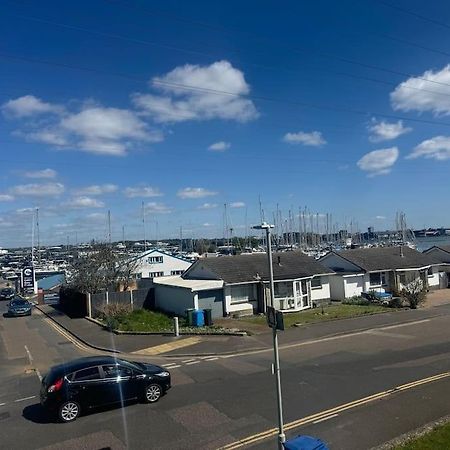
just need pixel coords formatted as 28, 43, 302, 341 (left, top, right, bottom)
237, 304, 388, 329
111, 309, 176, 332
99, 308, 245, 334
393, 421, 450, 449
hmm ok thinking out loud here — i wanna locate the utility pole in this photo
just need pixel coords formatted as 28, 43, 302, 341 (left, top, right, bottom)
180, 226, 183, 254
142, 201, 147, 251
252, 222, 285, 449
107, 210, 112, 244
36, 207, 41, 265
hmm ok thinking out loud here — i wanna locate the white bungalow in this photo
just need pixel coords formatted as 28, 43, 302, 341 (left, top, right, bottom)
153, 251, 334, 318
319, 246, 439, 300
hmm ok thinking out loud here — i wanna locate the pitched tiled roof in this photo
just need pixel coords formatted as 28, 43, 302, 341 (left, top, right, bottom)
423, 245, 450, 264
186, 251, 332, 284
332, 246, 435, 272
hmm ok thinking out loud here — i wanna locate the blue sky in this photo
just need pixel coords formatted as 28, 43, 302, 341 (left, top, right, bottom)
2, 0, 450, 247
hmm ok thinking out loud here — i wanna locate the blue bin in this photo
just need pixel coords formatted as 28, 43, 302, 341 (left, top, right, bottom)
283, 436, 329, 450
192, 309, 205, 327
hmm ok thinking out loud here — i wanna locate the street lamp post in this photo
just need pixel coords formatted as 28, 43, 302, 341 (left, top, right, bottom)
253, 222, 285, 449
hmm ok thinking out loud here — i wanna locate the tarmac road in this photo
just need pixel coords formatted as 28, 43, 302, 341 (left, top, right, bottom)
1, 300, 449, 449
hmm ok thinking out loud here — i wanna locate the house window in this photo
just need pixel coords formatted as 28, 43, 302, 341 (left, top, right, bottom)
311, 277, 322, 289
147, 256, 163, 264
230, 284, 256, 304
171, 270, 184, 275
369, 272, 386, 287
149, 271, 164, 278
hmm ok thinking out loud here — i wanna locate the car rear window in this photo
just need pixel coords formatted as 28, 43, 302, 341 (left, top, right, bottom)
72, 366, 101, 381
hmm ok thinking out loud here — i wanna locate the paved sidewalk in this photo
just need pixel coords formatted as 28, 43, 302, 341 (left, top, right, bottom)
35, 302, 450, 357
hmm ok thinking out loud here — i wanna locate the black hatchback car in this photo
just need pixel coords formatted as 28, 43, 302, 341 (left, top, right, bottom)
40, 356, 171, 422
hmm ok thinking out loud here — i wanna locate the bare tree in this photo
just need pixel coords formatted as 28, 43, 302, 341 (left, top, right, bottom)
66, 243, 139, 293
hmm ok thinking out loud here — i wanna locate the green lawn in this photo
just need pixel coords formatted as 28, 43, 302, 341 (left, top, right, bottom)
393, 421, 450, 449
238, 304, 388, 328
109, 309, 179, 332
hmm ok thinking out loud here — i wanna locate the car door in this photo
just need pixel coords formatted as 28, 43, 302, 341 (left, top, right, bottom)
69, 366, 103, 408
100, 364, 137, 404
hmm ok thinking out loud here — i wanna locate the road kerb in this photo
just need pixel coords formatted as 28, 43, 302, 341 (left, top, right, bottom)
219, 371, 450, 449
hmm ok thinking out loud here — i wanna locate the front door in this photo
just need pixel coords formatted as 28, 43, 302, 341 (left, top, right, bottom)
294, 280, 311, 310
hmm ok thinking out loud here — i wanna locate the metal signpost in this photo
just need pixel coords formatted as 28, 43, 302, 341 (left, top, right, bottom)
253, 223, 286, 449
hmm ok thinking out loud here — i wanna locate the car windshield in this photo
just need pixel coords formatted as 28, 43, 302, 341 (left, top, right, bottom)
11, 300, 28, 307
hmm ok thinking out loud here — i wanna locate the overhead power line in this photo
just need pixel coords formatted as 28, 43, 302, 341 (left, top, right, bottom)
374, 0, 450, 31
5, 11, 450, 101
2, 52, 450, 128
103, 0, 450, 90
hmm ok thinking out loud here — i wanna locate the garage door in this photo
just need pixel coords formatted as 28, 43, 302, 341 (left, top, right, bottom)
197, 289, 224, 318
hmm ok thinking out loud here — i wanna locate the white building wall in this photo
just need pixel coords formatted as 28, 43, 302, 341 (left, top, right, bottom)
344, 275, 364, 298
310, 275, 331, 302
154, 285, 195, 316
135, 250, 192, 278
428, 266, 440, 288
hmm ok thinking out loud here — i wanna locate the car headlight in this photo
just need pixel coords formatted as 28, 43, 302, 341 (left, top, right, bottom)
155, 371, 170, 377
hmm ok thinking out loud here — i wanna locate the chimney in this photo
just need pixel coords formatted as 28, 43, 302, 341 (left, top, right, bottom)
277, 255, 281, 266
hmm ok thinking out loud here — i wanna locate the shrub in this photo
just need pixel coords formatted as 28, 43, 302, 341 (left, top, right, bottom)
401, 279, 427, 309
388, 297, 404, 308
342, 296, 371, 306
97, 302, 132, 330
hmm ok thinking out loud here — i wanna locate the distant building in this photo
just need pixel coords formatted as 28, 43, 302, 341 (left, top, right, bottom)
131, 249, 192, 279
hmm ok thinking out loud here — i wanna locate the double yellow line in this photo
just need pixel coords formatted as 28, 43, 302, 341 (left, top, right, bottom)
43, 317, 91, 353
220, 371, 450, 449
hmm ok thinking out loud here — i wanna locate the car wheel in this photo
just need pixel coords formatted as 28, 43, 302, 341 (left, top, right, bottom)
143, 383, 162, 403
58, 401, 80, 422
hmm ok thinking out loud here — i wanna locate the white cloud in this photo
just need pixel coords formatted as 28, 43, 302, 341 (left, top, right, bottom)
0, 194, 14, 202
60, 107, 163, 156
368, 119, 412, 142
86, 212, 106, 222
177, 187, 218, 199
375, 215, 386, 220
16, 207, 35, 214
391, 65, 450, 115
123, 185, 163, 198
145, 202, 172, 214
23, 168, 57, 179
25, 130, 68, 146
357, 147, 399, 176
64, 196, 105, 208
74, 184, 118, 196
198, 203, 218, 210
283, 131, 326, 147
203, 222, 213, 227
9, 182, 65, 197
132, 60, 259, 123
2, 95, 62, 118
230, 201, 245, 208
208, 141, 230, 152
407, 136, 450, 160
6, 99, 163, 157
